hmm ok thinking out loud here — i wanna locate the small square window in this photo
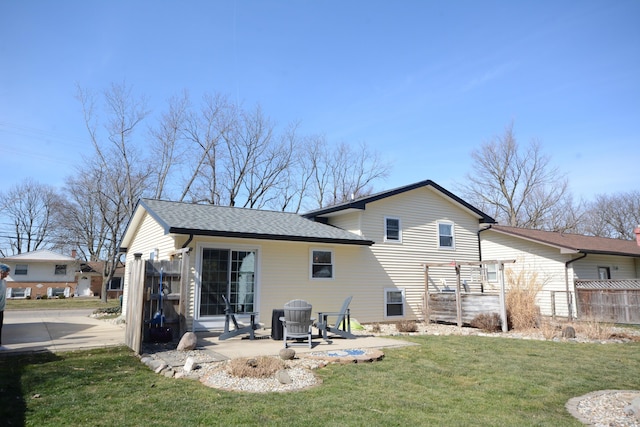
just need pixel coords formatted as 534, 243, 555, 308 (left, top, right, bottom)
108, 277, 123, 290
15, 264, 28, 275
485, 264, 498, 282
55, 264, 67, 275
385, 217, 401, 242
385, 288, 405, 317
311, 250, 333, 279
438, 221, 455, 249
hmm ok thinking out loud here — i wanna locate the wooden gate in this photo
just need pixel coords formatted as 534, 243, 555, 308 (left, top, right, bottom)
125, 249, 190, 354
575, 280, 640, 324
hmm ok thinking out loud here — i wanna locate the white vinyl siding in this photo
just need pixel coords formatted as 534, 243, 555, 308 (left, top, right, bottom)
480, 230, 573, 317
327, 187, 482, 322
572, 254, 638, 280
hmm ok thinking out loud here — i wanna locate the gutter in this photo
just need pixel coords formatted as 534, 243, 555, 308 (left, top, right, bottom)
564, 253, 587, 321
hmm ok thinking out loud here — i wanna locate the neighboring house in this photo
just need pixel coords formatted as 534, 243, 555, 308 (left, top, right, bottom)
119, 180, 495, 333
77, 261, 125, 300
1, 249, 79, 299
479, 225, 640, 319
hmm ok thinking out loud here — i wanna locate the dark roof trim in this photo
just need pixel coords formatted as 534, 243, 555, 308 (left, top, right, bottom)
168, 227, 374, 246
302, 179, 495, 223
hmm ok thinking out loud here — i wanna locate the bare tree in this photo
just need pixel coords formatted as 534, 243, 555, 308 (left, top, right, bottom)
460, 122, 575, 230
581, 191, 640, 239
74, 82, 150, 301
307, 138, 391, 209
179, 92, 232, 204
148, 91, 189, 199
0, 179, 64, 255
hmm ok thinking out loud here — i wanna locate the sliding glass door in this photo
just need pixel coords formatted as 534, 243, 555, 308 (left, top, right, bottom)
199, 248, 257, 322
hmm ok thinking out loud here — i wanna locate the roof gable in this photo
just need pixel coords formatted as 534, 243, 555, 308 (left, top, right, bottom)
120, 199, 374, 249
1, 249, 77, 262
302, 179, 495, 223
482, 225, 640, 257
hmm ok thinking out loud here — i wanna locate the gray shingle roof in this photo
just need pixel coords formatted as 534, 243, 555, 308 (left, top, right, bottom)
134, 199, 373, 246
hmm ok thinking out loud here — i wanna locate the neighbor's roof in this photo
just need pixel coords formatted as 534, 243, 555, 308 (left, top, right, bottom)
120, 198, 375, 249
1, 249, 78, 262
302, 179, 495, 223
482, 225, 640, 257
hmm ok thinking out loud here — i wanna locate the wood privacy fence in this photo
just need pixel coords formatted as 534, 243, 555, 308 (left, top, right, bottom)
575, 280, 640, 325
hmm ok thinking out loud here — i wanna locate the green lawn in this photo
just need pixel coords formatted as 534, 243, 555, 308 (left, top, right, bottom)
2, 336, 639, 426
5, 297, 120, 311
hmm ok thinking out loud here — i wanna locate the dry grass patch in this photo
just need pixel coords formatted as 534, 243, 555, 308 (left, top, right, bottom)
505, 268, 543, 330
227, 356, 285, 378
395, 320, 418, 333
570, 318, 614, 341
470, 312, 502, 332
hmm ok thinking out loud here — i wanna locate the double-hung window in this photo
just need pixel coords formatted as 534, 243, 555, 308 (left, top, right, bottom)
384, 288, 405, 317
15, 264, 28, 275
437, 221, 455, 250
311, 249, 333, 279
485, 264, 498, 282
384, 217, 401, 242
55, 264, 67, 275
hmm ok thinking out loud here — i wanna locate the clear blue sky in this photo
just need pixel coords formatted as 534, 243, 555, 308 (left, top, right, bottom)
1, 0, 639, 201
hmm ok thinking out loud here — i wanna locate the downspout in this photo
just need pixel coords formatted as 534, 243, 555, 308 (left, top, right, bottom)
564, 253, 587, 321
182, 234, 194, 249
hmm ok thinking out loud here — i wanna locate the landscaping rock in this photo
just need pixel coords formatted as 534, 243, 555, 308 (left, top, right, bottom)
279, 348, 296, 360
275, 369, 292, 384
184, 356, 197, 373
177, 332, 198, 351
562, 326, 576, 338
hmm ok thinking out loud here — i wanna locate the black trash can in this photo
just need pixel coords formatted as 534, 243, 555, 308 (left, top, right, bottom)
271, 309, 284, 340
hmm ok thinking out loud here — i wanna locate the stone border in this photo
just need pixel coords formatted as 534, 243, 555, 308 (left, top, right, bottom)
566, 390, 640, 426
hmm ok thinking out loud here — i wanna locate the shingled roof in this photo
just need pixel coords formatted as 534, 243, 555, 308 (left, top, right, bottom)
120, 199, 374, 249
482, 225, 640, 257
303, 179, 495, 223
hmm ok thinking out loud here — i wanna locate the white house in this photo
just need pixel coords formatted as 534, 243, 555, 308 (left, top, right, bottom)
1, 249, 79, 299
479, 225, 640, 318
119, 180, 495, 334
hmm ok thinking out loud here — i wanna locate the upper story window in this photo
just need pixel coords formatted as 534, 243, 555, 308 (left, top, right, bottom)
384, 217, 401, 242
311, 249, 333, 279
55, 264, 67, 275
15, 264, 28, 275
437, 221, 455, 250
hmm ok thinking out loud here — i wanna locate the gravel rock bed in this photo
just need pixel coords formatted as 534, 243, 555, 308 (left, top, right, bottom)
567, 390, 640, 427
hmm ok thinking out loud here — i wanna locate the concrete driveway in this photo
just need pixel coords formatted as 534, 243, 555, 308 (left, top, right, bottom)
1, 309, 125, 355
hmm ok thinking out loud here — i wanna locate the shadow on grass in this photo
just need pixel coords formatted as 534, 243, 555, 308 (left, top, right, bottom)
0, 351, 62, 427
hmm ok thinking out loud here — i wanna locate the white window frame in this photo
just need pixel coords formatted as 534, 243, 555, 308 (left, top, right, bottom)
15, 264, 28, 275
384, 217, 402, 243
384, 288, 405, 318
437, 220, 455, 250
310, 248, 334, 280
485, 264, 498, 282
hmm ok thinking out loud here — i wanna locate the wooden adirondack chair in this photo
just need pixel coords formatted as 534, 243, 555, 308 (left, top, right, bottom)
280, 299, 315, 348
317, 296, 355, 342
219, 295, 259, 340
